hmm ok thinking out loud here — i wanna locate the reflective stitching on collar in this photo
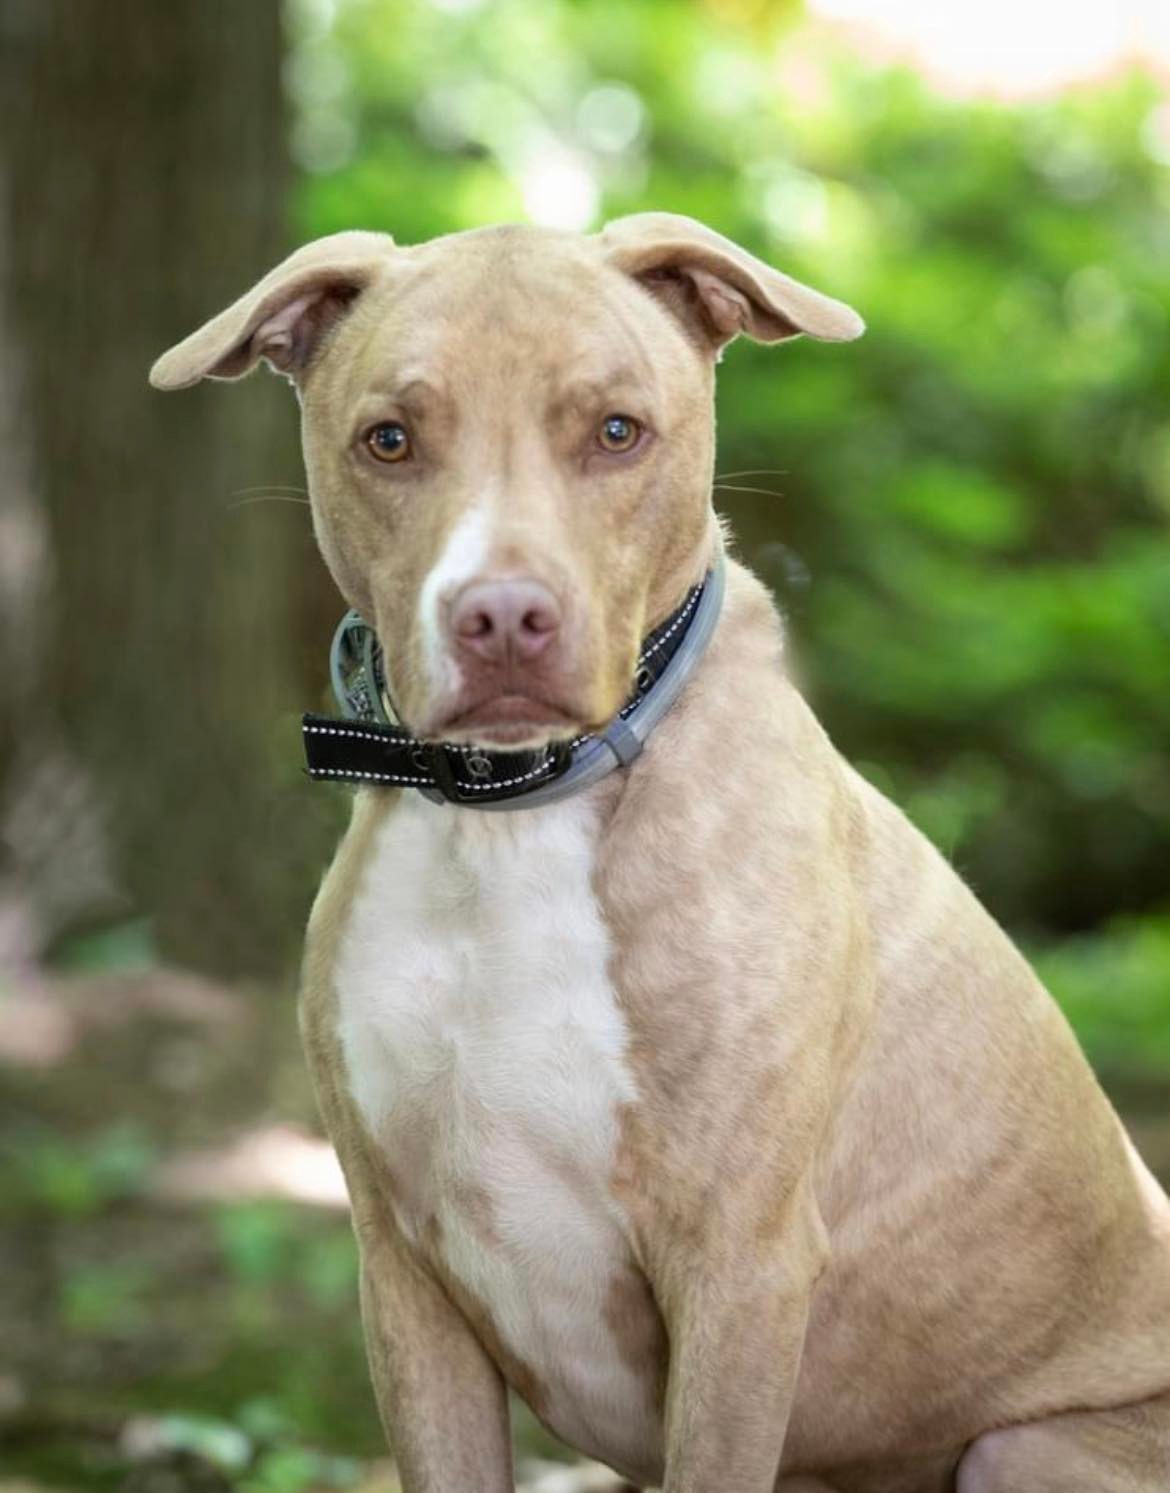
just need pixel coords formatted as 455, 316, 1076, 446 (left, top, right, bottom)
305, 723, 399, 744
307, 766, 432, 786
458, 755, 558, 791
637, 585, 700, 663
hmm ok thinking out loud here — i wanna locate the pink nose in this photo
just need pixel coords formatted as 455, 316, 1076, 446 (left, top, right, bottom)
450, 578, 562, 666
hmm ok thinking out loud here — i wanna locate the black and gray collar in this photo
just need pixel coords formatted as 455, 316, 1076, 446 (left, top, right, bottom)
302, 549, 726, 811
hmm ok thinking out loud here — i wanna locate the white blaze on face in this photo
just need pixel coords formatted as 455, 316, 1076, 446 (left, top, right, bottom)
417, 503, 492, 701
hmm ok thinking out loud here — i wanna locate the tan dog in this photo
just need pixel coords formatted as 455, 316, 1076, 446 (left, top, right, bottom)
152, 215, 1170, 1493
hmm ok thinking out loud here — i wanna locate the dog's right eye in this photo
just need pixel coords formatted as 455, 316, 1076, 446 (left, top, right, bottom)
365, 422, 411, 463
597, 414, 641, 453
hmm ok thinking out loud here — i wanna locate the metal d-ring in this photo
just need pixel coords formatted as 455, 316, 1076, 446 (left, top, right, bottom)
465, 752, 493, 781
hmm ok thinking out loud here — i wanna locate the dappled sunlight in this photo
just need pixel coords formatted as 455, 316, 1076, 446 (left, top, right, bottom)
519, 141, 599, 229
810, 0, 1170, 98
154, 1123, 349, 1209
516, 1461, 639, 1492
0, 963, 244, 1068
0, 986, 77, 1068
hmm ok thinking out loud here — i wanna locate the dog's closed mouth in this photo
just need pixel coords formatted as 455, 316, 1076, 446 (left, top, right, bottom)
434, 693, 581, 746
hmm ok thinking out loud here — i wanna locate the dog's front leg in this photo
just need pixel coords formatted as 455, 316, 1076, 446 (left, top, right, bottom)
356, 1212, 513, 1493
656, 1190, 826, 1493
301, 972, 512, 1490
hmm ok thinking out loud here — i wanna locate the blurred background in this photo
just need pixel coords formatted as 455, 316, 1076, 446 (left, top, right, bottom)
1, 0, 1168, 1487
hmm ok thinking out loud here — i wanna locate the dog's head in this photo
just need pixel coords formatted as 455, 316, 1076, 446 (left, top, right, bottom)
152, 215, 861, 748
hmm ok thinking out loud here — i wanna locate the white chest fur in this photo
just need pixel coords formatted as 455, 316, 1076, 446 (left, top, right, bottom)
335, 793, 661, 1470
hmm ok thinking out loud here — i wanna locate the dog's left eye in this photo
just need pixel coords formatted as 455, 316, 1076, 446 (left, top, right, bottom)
365, 421, 411, 463
597, 414, 641, 453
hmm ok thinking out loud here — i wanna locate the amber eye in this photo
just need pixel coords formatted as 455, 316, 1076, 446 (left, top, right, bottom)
366, 421, 411, 463
598, 414, 641, 453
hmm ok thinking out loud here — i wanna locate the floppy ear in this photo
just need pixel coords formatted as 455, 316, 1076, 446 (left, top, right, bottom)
149, 230, 396, 391
597, 211, 863, 352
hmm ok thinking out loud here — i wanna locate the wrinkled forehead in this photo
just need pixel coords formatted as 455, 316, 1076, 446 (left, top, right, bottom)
330, 227, 683, 410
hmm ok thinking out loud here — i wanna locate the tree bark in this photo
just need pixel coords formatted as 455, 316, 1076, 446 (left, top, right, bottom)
0, 0, 336, 977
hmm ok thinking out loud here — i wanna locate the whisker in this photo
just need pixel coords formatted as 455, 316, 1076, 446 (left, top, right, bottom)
231, 483, 309, 496
713, 468, 790, 480
226, 493, 313, 510
712, 484, 788, 499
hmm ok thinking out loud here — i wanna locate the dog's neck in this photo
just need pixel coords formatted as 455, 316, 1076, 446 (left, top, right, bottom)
302, 549, 727, 811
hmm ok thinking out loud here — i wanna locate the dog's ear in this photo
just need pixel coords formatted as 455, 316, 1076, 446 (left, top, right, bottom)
598, 212, 863, 352
149, 230, 396, 391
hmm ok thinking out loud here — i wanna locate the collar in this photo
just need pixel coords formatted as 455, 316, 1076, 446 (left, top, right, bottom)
302, 548, 725, 811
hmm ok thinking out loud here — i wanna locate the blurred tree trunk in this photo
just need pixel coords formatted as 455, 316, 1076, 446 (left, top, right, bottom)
0, 0, 335, 978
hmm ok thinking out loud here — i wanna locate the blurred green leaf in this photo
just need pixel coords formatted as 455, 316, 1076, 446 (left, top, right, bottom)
1035, 915, 1170, 1074
1, 1121, 156, 1218
215, 1203, 297, 1284
51, 919, 157, 974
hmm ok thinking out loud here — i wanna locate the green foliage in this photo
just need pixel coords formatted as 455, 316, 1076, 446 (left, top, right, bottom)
1, 1121, 156, 1218
288, 2, 1170, 1068
216, 1202, 300, 1284
50, 919, 157, 974
127, 1415, 254, 1475
215, 1201, 359, 1305
0, 1150, 382, 1483
60, 1260, 152, 1334
1034, 915, 1170, 1074
241, 1443, 363, 1493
